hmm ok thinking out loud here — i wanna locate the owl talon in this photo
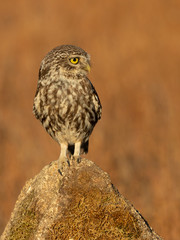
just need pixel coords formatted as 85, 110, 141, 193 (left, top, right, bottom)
58, 168, 63, 176
58, 157, 70, 175
77, 157, 81, 163
66, 158, 70, 167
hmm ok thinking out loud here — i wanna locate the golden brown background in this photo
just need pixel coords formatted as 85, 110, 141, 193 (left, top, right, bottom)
0, 1, 180, 239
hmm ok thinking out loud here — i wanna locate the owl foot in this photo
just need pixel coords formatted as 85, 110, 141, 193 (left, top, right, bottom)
58, 143, 70, 175
70, 155, 81, 163
58, 157, 70, 175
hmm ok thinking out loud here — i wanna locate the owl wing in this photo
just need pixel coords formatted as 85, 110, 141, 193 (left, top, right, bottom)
91, 83, 102, 122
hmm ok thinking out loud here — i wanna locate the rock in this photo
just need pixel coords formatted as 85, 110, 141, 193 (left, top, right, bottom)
1, 158, 163, 240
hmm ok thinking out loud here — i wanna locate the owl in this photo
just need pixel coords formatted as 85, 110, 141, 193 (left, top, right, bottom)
33, 45, 102, 175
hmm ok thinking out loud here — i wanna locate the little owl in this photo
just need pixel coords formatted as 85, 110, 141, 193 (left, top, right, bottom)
33, 45, 102, 174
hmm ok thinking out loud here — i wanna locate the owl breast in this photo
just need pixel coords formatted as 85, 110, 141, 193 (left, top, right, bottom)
33, 77, 101, 145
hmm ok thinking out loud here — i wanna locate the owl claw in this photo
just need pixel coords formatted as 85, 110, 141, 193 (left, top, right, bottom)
66, 158, 70, 167
58, 157, 70, 175
58, 168, 63, 176
76, 156, 81, 163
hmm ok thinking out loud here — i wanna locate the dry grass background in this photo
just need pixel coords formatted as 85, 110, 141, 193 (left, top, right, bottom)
0, 1, 180, 239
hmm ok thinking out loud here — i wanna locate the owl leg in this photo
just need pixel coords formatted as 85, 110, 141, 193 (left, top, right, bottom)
74, 141, 81, 163
58, 143, 69, 175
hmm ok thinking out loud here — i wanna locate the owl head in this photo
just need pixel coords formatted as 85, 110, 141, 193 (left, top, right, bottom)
39, 45, 91, 81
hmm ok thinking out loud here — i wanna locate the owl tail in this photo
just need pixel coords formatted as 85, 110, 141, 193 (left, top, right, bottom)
80, 140, 89, 154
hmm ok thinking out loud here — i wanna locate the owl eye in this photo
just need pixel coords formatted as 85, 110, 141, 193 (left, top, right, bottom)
69, 57, 79, 65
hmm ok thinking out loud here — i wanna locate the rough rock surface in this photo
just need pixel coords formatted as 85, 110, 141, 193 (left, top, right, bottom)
1, 158, 163, 240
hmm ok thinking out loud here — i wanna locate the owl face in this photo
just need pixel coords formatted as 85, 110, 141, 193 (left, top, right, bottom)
60, 45, 90, 76
68, 54, 91, 74
60, 53, 91, 78
39, 45, 91, 81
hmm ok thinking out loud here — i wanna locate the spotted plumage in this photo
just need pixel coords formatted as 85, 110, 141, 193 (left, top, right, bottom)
33, 45, 102, 174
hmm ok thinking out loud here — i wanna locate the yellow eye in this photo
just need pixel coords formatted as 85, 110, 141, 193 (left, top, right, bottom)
70, 57, 79, 65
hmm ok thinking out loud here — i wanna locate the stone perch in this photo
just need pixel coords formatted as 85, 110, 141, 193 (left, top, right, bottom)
1, 159, 163, 239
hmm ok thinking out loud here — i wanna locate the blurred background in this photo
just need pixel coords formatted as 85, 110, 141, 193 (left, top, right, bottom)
0, 0, 180, 239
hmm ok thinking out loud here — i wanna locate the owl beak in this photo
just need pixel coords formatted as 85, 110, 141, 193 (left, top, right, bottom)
86, 63, 91, 73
